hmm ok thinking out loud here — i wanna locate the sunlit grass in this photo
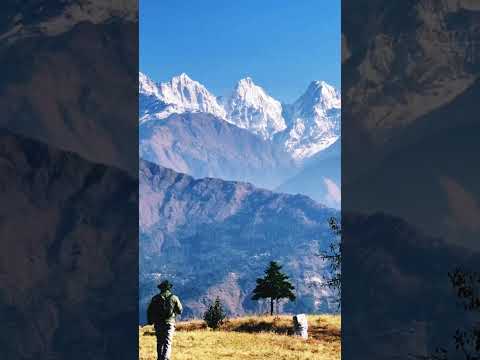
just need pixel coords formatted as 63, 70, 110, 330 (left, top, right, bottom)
139, 314, 340, 360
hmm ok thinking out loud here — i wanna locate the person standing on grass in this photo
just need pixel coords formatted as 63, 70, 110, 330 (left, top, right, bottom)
147, 280, 183, 360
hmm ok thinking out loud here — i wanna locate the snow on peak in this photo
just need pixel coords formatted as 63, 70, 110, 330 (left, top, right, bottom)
233, 77, 273, 103
225, 77, 287, 140
281, 81, 341, 160
237, 76, 254, 86
177, 72, 191, 80
157, 73, 227, 119
139, 72, 226, 121
139, 72, 160, 97
139, 72, 341, 161
302, 81, 341, 112
139, 72, 170, 123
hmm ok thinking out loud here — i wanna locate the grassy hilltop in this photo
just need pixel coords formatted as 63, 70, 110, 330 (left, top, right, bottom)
139, 314, 340, 360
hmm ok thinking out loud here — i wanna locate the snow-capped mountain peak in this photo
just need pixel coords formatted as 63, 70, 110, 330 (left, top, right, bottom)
177, 72, 191, 80
225, 77, 287, 140
281, 80, 341, 160
158, 73, 227, 118
233, 77, 274, 104
236, 76, 254, 88
139, 72, 160, 97
300, 80, 341, 113
139, 72, 169, 123
139, 72, 226, 121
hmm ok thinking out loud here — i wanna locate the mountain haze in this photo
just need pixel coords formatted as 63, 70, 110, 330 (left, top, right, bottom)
277, 139, 341, 208
139, 112, 295, 189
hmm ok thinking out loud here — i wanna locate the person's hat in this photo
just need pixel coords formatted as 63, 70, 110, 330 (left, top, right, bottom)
158, 280, 173, 291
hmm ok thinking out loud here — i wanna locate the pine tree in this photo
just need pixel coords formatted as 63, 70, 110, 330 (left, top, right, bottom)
319, 217, 342, 308
252, 261, 296, 315
203, 297, 226, 329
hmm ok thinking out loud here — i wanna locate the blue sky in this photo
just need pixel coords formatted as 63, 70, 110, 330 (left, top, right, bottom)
140, 0, 340, 103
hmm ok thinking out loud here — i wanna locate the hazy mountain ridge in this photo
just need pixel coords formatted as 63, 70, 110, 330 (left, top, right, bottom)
139, 160, 339, 321
139, 112, 296, 189
277, 139, 341, 208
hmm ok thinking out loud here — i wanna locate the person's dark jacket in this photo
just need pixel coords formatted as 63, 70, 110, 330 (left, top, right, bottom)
147, 290, 183, 325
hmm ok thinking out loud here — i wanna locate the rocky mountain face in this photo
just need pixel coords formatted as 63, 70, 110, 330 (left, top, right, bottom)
139, 160, 339, 322
0, 130, 138, 359
139, 112, 295, 189
139, 72, 341, 205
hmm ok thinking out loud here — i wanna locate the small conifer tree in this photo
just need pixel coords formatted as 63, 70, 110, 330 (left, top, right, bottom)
203, 297, 226, 329
252, 261, 296, 315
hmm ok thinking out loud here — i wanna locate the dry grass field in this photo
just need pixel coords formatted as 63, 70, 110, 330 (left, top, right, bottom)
139, 315, 340, 360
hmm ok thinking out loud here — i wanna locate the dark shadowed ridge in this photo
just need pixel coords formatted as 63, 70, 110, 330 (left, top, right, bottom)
0, 130, 138, 359
342, 212, 479, 359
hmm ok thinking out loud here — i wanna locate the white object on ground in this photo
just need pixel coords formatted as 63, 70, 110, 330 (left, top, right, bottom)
293, 314, 308, 340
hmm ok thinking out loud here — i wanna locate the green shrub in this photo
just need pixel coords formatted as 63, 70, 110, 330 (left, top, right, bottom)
203, 297, 226, 329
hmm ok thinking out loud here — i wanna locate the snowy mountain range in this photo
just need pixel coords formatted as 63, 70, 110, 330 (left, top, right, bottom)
139, 72, 341, 207
139, 72, 340, 160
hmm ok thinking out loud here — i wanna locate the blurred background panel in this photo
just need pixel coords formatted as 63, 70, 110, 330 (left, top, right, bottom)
0, 1, 139, 359
342, 1, 480, 359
